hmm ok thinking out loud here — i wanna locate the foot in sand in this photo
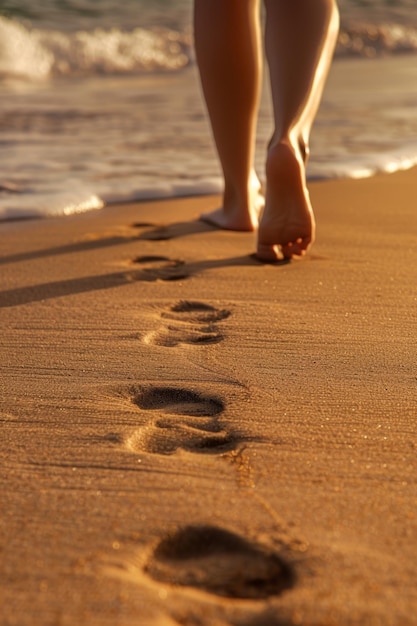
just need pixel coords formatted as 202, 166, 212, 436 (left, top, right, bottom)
257, 141, 315, 261
200, 170, 264, 232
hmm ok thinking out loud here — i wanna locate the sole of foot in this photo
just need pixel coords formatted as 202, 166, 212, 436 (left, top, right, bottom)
256, 142, 315, 261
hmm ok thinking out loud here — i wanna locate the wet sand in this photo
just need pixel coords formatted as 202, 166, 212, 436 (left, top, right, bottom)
1, 168, 416, 626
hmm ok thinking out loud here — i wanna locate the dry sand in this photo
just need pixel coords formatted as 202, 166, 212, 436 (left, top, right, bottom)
1, 169, 416, 626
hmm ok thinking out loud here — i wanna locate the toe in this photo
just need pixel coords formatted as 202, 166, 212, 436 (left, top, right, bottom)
255, 243, 284, 263
282, 237, 310, 258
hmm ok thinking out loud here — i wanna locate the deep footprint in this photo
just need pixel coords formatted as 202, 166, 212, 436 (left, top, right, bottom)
127, 386, 237, 455
144, 526, 295, 599
131, 256, 189, 282
132, 386, 224, 417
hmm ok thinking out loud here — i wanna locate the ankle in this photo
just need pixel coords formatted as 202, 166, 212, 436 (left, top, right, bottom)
201, 173, 264, 232
223, 171, 263, 214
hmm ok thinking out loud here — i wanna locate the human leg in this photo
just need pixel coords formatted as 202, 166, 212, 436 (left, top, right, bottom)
258, 0, 339, 260
194, 0, 263, 231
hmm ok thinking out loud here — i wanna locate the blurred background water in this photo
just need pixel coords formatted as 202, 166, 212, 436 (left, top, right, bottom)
1, 0, 417, 220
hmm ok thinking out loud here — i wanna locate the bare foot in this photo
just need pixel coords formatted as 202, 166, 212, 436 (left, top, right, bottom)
256, 142, 315, 261
200, 171, 264, 232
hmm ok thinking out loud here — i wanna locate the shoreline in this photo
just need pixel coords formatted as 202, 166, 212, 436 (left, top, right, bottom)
1, 167, 417, 625
2, 150, 417, 224
2, 53, 417, 222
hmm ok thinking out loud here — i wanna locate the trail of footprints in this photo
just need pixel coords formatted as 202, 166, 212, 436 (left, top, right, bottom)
108, 297, 294, 604
129, 301, 235, 455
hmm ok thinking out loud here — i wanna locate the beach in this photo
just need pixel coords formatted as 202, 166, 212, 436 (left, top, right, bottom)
1, 168, 416, 625
3, 0, 417, 221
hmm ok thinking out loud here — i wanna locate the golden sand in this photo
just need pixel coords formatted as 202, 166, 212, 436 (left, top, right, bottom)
1, 169, 416, 625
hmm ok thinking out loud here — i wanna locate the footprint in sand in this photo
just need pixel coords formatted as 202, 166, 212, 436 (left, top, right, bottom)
126, 386, 237, 455
145, 301, 231, 347
131, 255, 190, 282
144, 525, 295, 599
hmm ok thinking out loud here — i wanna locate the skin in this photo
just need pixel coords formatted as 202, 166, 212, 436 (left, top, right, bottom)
194, 0, 340, 260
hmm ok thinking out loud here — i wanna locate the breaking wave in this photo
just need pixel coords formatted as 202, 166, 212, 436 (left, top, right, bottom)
2, 16, 417, 81
336, 22, 417, 58
0, 16, 193, 80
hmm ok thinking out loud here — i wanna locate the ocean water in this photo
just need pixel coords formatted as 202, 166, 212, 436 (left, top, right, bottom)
1, 0, 417, 220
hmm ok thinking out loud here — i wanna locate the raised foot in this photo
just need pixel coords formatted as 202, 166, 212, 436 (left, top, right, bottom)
256, 142, 315, 261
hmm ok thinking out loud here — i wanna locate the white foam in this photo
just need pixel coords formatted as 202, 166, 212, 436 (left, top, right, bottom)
0, 180, 104, 220
0, 174, 225, 221
2, 14, 417, 84
336, 23, 417, 58
0, 16, 192, 81
0, 17, 53, 80
1, 37, 417, 222
308, 142, 417, 181
3, 142, 417, 222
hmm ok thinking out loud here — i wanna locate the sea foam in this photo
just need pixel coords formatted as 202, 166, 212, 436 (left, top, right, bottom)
0, 16, 193, 80
2, 15, 417, 83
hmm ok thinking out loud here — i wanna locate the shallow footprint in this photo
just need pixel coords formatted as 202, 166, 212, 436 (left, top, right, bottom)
131, 256, 189, 282
145, 324, 223, 348
128, 422, 236, 455
162, 301, 231, 324
145, 525, 295, 599
151, 301, 230, 346
143, 301, 231, 347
